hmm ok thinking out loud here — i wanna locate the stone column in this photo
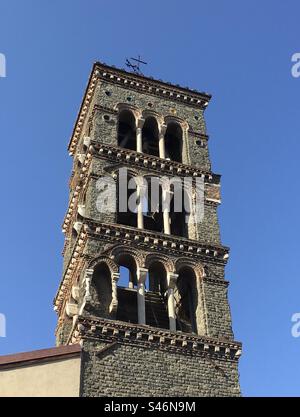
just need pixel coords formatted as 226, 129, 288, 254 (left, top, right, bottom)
128, 271, 134, 289
167, 272, 178, 331
162, 182, 171, 235
83, 268, 93, 302
136, 118, 145, 153
109, 272, 120, 314
137, 267, 148, 325
159, 124, 167, 159
137, 179, 146, 230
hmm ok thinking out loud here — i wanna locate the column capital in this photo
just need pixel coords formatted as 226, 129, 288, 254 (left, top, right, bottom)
137, 267, 148, 283
112, 272, 120, 282
160, 177, 175, 193
85, 268, 94, 278
159, 123, 167, 135
135, 175, 147, 189
167, 272, 178, 289
137, 118, 145, 129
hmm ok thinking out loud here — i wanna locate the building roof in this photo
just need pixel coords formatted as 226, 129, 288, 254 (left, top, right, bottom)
0, 344, 81, 370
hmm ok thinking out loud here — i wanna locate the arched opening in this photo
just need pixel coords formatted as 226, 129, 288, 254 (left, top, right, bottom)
169, 182, 190, 237
148, 261, 167, 295
89, 262, 112, 318
142, 117, 159, 156
143, 176, 163, 233
117, 110, 136, 150
117, 253, 137, 288
175, 266, 198, 334
145, 261, 169, 329
164, 122, 183, 162
117, 174, 138, 228
116, 254, 138, 324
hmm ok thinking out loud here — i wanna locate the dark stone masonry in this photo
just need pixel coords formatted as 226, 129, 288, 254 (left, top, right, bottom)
54, 62, 242, 396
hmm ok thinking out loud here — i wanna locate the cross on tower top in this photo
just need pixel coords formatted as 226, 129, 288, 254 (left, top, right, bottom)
125, 55, 147, 75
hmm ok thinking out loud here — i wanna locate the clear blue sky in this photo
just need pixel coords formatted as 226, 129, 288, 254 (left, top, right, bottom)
0, 0, 300, 397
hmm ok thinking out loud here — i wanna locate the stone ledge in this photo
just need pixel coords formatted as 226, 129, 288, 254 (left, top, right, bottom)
92, 140, 220, 181
72, 317, 242, 362
84, 220, 229, 260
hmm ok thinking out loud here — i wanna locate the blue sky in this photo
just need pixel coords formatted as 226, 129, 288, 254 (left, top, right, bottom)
0, 0, 300, 396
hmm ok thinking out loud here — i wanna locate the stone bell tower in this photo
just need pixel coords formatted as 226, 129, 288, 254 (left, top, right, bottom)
54, 62, 242, 397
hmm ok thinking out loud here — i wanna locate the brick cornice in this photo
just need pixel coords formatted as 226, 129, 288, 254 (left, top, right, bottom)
72, 316, 241, 362
84, 219, 229, 260
91, 140, 219, 181
95, 62, 211, 106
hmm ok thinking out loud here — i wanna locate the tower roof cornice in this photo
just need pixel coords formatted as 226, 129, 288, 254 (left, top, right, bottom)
68, 62, 212, 155
94, 61, 212, 104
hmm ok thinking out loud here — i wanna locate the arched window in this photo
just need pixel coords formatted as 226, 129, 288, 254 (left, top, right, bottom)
117, 253, 137, 289
143, 176, 163, 233
175, 267, 198, 334
169, 182, 190, 237
89, 263, 112, 318
142, 117, 159, 156
165, 122, 183, 162
116, 254, 138, 324
145, 261, 169, 329
117, 110, 136, 150
117, 174, 138, 228
147, 261, 167, 295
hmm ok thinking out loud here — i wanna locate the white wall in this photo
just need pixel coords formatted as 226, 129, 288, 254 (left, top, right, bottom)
0, 357, 81, 397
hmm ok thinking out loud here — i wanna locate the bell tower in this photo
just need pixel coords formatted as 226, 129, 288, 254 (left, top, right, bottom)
54, 62, 242, 397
